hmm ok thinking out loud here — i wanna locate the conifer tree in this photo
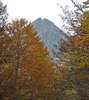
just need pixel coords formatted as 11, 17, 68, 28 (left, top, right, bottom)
0, 18, 57, 100
56, 0, 89, 99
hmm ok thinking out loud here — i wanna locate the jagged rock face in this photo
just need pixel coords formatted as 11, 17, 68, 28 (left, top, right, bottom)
32, 18, 68, 63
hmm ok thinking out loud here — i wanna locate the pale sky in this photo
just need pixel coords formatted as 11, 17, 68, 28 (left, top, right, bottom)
2, 0, 84, 28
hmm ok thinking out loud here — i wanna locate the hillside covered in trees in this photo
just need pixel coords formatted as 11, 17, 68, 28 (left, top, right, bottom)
0, 0, 89, 100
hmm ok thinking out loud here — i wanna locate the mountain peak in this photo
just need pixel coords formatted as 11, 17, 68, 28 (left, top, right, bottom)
33, 18, 54, 25
32, 18, 68, 63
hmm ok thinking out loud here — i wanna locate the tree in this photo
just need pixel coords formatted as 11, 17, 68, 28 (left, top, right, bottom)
0, 0, 8, 63
56, 0, 89, 99
0, 1, 11, 99
0, 18, 57, 100
0, 0, 7, 31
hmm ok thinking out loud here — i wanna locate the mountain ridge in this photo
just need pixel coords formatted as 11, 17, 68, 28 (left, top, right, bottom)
32, 18, 68, 63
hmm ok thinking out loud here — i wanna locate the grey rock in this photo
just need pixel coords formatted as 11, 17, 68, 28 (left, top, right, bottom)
32, 18, 68, 63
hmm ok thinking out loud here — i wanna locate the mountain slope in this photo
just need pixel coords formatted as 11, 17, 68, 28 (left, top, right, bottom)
32, 18, 68, 63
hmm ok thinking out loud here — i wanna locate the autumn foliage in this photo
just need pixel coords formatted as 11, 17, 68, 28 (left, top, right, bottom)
56, 0, 89, 99
0, 0, 89, 100
0, 18, 58, 100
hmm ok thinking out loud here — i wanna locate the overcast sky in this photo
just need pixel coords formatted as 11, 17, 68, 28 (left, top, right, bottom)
2, 0, 84, 28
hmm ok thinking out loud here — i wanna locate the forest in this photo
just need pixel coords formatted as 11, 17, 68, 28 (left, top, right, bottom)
0, 0, 89, 100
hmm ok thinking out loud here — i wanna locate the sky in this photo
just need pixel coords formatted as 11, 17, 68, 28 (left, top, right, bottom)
2, 0, 84, 28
